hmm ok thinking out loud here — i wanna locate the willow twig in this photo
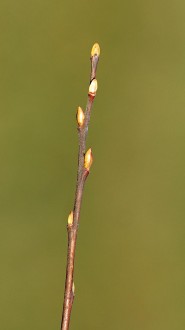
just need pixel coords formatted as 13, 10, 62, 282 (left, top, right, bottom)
61, 43, 100, 330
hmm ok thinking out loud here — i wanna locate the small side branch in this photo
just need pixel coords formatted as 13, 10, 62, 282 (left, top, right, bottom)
61, 43, 100, 330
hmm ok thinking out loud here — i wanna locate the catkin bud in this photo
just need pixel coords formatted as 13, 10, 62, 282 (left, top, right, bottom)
68, 211, 73, 226
84, 148, 93, 171
91, 43, 100, 57
88, 79, 98, 97
76, 106, 85, 127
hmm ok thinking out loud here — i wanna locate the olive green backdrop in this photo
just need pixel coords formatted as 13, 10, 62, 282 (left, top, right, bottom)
0, 0, 185, 329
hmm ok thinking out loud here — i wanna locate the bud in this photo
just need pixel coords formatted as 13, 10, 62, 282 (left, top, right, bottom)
72, 282, 75, 295
76, 106, 85, 127
91, 43, 100, 57
88, 79, 98, 97
68, 211, 73, 226
84, 148, 93, 171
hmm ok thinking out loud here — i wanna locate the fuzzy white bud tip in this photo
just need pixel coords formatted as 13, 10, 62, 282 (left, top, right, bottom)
88, 79, 98, 97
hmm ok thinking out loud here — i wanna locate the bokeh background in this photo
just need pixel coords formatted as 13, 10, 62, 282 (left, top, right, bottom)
1, 0, 185, 329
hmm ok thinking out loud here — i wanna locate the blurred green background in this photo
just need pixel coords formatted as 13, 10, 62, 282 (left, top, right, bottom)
1, 0, 185, 329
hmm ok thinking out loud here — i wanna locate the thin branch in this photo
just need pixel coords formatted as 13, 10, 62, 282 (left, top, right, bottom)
61, 43, 100, 330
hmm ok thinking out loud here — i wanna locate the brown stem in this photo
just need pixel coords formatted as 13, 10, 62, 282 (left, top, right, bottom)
60, 46, 100, 330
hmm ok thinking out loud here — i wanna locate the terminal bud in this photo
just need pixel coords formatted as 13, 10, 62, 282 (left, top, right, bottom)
91, 43, 100, 57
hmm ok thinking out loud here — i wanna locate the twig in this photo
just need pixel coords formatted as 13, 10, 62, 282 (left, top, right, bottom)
61, 43, 100, 330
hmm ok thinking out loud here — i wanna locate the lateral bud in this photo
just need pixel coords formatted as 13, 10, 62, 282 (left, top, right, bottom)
72, 282, 75, 295
88, 79, 98, 97
84, 148, 93, 171
67, 211, 74, 227
76, 106, 85, 127
91, 43, 100, 57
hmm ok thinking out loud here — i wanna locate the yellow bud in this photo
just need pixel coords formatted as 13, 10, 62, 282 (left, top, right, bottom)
88, 79, 98, 97
72, 282, 75, 295
68, 211, 73, 226
84, 148, 93, 171
91, 43, 100, 57
76, 106, 85, 127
